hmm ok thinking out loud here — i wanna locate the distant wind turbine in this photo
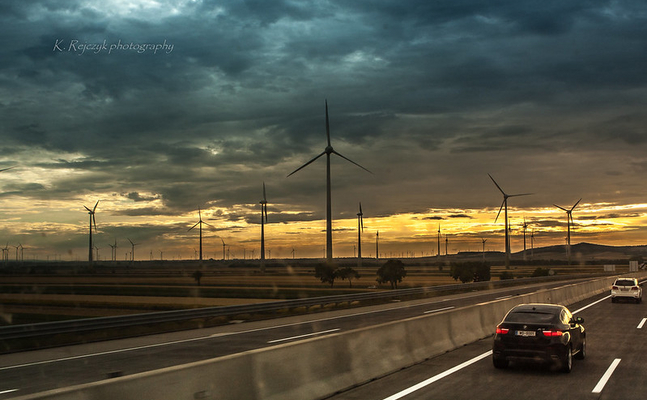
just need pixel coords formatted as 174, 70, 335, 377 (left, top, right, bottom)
357, 202, 364, 267
260, 182, 268, 266
108, 239, 117, 262
188, 208, 212, 262
488, 174, 532, 268
221, 238, 226, 260
522, 218, 529, 261
287, 100, 372, 263
375, 231, 379, 260
127, 238, 138, 262
554, 198, 582, 265
83, 201, 99, 265
481, 238, 488, 261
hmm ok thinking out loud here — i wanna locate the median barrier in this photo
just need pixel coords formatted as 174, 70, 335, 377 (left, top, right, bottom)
13, 272, 646, 400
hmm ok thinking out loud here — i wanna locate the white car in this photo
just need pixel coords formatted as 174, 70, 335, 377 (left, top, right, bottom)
611, 277, 642, 303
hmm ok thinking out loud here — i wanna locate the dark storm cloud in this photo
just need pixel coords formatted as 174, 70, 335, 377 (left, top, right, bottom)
2, 0, 647, 227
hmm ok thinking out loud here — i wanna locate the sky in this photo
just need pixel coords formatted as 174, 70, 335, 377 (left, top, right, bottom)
1, 0, 647, 261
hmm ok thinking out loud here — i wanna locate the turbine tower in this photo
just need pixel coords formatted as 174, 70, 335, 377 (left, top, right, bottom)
188, 208, 211, 262
287, 100, 371, 263
221, 238, 226, 260
554, 198, 582, 265
481, 238, 488, 262
522, 218, 528, 261
83, 201, 99, 265
488, 174, 532, 268
357, 202, 364, 267
260, 182, 268, 266
375, 231, 379, 260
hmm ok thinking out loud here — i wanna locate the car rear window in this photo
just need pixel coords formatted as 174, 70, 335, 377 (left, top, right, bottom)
505, 311, 557, 323
614, 279, 636, 286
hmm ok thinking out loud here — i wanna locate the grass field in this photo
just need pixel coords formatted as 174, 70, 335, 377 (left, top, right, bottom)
0, 260, 630, 326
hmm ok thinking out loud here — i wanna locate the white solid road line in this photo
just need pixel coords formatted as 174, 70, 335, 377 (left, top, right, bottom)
267, 328, 341, 344
637, 318, 647, 329
495, 295, 512, 300
0, 389, 19, 395
423, 306, 455, 314
592, 359, 621, 394
572, 295, 610, 314
381, 351, 492, 400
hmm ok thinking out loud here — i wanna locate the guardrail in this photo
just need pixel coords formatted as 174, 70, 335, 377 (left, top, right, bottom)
0, 274, 602, 342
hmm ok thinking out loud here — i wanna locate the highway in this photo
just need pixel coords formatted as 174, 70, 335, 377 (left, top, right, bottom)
0, 278, 633, 398
329, 290, 647, 400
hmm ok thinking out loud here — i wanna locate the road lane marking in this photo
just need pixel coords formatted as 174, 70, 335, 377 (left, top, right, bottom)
381, 351, 492, 400
423, 306, 455, 314
267, 328, 340, 344
638, 318, 647, 329
495, 295, 512, 300
0, 389, 18, 395
592, 359, 621, 394
572, 295, 610, 314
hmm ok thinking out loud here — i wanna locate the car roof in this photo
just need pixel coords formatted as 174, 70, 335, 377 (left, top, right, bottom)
509, 303, 565, 314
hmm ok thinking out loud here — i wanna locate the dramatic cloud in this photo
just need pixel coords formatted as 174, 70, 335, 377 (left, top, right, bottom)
2, 0, 647, 258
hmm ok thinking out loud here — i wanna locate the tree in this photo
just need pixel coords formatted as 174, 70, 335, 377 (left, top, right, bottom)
192, 270, 203, 286
314, 264, 337, 287
450, 262, 491, 283
376, 260, 407, 289
337, 266, 360, 288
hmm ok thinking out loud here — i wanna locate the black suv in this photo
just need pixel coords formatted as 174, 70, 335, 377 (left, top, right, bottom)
492, 303, 585, 372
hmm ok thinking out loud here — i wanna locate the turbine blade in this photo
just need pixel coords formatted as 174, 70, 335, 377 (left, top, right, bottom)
494, 200, 505, 223
330, 150, 372, 174
508, 192, 533, 198
359, 202, 363, 215
287, 151, 326, 177
488, 174, 506, 195
84, 206, 92, 213
571, 198, 582, 211
554, 204, 568, 212
92, 200, 99, 213
264, 206, 268, 222
325, 99, 331, 148
263, 182, 267, 202
92, 214, 97, 232
188, 222, 199, 232
0, 166, 15, 173
361, 215, 364, 231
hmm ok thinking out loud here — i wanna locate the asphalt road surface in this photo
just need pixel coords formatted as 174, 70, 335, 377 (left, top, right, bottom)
0, 278, 631, 398
328, 290, 647, 400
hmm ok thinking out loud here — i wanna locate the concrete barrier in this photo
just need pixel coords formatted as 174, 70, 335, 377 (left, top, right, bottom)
13, 272, 646, 400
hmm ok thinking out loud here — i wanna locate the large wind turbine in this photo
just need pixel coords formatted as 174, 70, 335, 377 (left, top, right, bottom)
188, 209, 211, 262
83, 201, 99, 264
554, 198, 582, 265
357, 202, 364, 267
287, 100, 371, 263
260, 182, 268, 264
488, 174, 532, 268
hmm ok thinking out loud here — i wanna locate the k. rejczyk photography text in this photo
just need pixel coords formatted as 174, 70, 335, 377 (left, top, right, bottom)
53, 39, 174, 55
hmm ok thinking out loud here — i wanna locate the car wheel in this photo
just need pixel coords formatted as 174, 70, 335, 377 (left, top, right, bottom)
560, 345, 573, 373
575, 337, 586, 360
493, 356, 509, 369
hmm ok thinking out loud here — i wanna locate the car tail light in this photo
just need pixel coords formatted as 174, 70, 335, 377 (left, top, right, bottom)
496, 326, 509, 335
632, 286, 640, 291
542, 330, 563, 337
612, 286, 619, 290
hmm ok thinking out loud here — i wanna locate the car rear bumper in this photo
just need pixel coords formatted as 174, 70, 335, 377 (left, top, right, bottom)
611, 290, 641, 299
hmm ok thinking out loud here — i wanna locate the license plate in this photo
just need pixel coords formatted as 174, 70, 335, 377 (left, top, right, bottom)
515, 330, 536, 337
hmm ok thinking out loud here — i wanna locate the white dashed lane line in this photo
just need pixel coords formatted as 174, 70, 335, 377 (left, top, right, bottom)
592, 359, 621, 394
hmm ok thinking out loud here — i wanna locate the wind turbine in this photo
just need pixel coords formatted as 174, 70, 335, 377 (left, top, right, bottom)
522, 218, 528, 261
488, 174, 532, 268
357, 202, 364, 267
437, 224, 441, 257
127, 238, 137, 262
554, 198, 582, 265
108, 239, 117, 262
287, 100, 371, 263
188, 208, 212, 262
260, 182, 268, 266
481, 238, 488, 262
221, 238, 226, 261
83, 201, 99, 265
